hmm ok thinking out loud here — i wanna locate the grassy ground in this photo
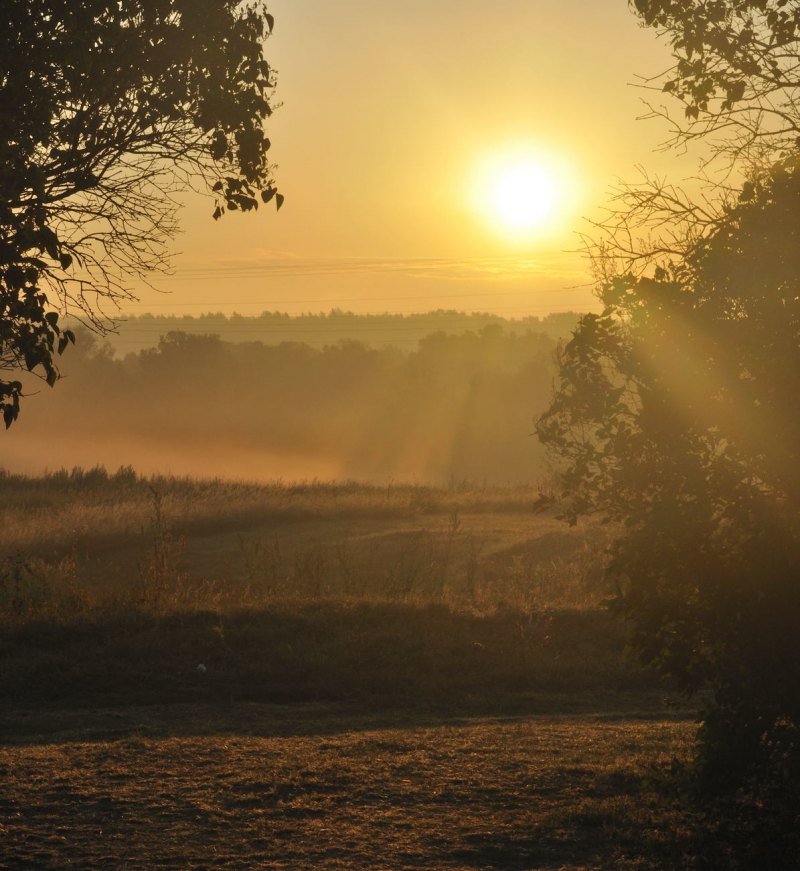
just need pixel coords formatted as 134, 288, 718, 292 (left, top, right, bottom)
0, 708, 697, 870
1, 603, 666, 712
4, 470, 772, 869
0, 469, 610, 616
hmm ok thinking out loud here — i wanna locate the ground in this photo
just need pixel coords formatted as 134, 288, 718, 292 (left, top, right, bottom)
0, 705, 695, 870
0, 475, 765, 869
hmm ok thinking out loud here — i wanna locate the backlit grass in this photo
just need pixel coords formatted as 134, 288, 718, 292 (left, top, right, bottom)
10, 468, 782, 869
0, 467, 610, 618
0, 713, 696, 870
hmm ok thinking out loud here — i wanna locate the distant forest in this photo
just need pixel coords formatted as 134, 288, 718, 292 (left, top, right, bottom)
100, 309, 582, 355
7, 313, 581, 483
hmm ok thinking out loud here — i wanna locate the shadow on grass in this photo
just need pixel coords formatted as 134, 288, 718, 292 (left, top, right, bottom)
446, 777, 800, 871
0, 699, 693, 748
0, 602, 687, 744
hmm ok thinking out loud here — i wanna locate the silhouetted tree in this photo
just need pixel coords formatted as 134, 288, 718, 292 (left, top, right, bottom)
587, 1, 800, 278
0, 0, 280, 426
632, 0, 800, 159
539, 0, 800, 805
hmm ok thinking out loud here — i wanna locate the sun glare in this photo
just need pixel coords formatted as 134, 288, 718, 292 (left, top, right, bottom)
492, 163, 556, 231
471, 147, 579, 243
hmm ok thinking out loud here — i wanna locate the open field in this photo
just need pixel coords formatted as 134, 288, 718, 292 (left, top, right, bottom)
0, 706, 696, 870
2, 470, 781, 869
0, 468, 611, 615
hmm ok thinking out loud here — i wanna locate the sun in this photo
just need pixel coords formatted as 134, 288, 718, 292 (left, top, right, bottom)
470, 147, 579, 243
491, 163, 557, 232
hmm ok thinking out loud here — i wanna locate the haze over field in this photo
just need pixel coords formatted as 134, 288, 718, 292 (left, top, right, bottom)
4, 314, 574, 482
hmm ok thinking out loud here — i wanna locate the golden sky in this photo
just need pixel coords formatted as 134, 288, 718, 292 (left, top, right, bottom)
127, 0, 687, 318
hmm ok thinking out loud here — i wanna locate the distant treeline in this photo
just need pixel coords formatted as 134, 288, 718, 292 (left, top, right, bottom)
96, 309, 582, 355
8, 318, 572, 483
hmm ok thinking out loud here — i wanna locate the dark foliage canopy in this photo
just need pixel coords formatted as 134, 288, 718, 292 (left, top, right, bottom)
540, 0, 800, 801
540, 154, 800, 798
0, 0, 279, 426
632, 0, 800, 156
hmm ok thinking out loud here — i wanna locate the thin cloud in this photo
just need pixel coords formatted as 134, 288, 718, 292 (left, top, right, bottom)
161, 254, 589, 283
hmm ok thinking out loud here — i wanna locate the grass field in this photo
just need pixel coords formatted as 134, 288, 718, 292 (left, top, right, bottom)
0, 469, 776, 868
0, 467, 611, 615
0, 706, 696, 870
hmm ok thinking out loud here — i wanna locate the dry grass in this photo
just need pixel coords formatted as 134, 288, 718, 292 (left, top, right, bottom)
0, 708, 699, 870
7, 469, 761, 869
0, 468, 611, 619
0, 469, 652, 722
0, 602, 665, 715
0, 467, 550, 556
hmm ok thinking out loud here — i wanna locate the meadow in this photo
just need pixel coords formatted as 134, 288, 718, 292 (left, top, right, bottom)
0, 466, 608, 612
1, 467, 769, 869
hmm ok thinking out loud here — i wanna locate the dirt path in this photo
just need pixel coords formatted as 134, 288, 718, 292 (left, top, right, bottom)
0, 709, 693, 870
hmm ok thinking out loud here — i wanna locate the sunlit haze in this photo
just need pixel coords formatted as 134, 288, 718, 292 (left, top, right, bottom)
472, 145, 580, 242
3, 0, 694, 482
491, 163, 558, 234
121, 0, 681, 319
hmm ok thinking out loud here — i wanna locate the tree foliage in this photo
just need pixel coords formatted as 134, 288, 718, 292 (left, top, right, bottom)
539, 0, 800, 801
633, 0, 800, 157
0, 0, 279, 426
583, 1, 800, 281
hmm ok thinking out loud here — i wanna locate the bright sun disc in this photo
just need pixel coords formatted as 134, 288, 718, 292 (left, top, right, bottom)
469, 147, 579, 243
492, 163, 556, 232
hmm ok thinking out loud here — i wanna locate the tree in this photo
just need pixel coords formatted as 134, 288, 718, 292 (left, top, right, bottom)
538, 0, 800, 801
0, 0, 281, 427
586, 0, 800, 280
633, 0, 800, 160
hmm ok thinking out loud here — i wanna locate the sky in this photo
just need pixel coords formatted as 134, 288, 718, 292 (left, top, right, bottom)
126, 0, 689, 319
